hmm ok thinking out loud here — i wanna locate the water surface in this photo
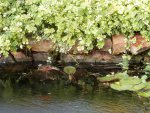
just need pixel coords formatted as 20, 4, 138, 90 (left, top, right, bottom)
0, 64, 149, 113
0, 82, 149, 113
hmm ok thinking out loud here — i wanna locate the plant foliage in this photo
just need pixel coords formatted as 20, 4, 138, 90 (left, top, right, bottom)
99, 72, 150, 98
1, 0, 150, 56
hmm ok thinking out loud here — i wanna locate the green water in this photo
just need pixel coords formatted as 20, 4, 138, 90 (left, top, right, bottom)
0, 64, 149, 113
0, 79, 149, 113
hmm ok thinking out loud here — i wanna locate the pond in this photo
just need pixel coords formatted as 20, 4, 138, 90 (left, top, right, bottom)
0, 63, 149, 113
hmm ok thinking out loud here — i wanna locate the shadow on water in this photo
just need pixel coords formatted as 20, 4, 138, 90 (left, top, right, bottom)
0, 63, 149, 113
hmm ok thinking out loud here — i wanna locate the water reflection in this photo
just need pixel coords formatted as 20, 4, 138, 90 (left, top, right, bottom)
0, 64, 149, 113
0, 81, 149, 113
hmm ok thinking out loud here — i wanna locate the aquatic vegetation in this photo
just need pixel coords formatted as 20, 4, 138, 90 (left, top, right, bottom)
137, 82, 150, 98
119, 54, 131, 70
0, 79, 14, 99
144, 64, 150, 75
63, 66, 76, 81
99, 72, 150, 98
144, 65, 150, 71
138, 91, 150, 98
110, 78, 145, 91
98, 72, 128, 82
63, 66, 76, 75
111, 83, 133, 91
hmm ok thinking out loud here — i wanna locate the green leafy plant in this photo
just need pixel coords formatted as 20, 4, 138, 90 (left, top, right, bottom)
98, 71, 128, 82
144, 64, 150, 72
63, 66, 76, 75
63, 66, 76, 81
1, 0, 150, 56
99, 72, 150, 98
119, 54, 131, 70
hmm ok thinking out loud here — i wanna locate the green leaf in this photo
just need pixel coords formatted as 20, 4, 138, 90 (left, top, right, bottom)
1, 0, 150, 55
138, 91, 150, 98
129, 83, 146, 91
98, 76, 118, 82
120, 77, 142, 85
63, 66, 76, 75
111, 83, 133, 91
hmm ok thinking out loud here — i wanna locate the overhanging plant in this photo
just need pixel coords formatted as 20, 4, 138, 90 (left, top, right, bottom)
1, 0, 150, 56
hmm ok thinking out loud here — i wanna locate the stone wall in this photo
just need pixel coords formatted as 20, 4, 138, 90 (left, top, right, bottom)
1, 34, 150, 64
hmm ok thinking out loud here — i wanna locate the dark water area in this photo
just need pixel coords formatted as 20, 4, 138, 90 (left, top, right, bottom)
0, 63, 149, 113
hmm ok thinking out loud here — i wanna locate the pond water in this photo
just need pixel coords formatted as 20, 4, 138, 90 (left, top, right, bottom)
0, 64, 149, 113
